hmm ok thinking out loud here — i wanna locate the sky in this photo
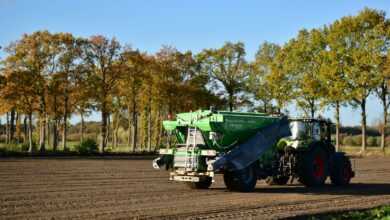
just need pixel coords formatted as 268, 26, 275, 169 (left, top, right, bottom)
0, 0, 389, 126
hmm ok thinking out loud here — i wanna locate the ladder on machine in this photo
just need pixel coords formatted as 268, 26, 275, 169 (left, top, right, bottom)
184, 127, 198, 170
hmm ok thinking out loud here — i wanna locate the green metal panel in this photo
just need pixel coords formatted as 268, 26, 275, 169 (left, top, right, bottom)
163, 110, 283, 152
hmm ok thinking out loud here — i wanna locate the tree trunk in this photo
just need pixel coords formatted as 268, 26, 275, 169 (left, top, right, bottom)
52, 120, 58, 151
335, 101, 341, 152
107, 113, 111, 148
47, 118, 51, 149
101, 107, 107, 153
60, 118, 65, 151
147, 105, 152, 152
310, 100, 315, 118
361, 98, 367, 153
62, 95, 69, 151
127, 107, 132, 148
311, 108, 315, 119
6, 112, 9, 144
156, 108, 162, 150
52, 93, 58, 151
80, 112, 85, 144
15, 112, 21, 144
113, 112, 119, 148
228, 92, 234, 112
23, 115, 28, 144
131, 102, 138, 153
28, 113, 33, 153
9, 108, 16, 143
39, 114, 46, 152
381, 95, 388, 152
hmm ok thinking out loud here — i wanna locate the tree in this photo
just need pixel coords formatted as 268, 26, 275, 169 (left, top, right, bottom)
373, 19, 390, 151
379, 51, 390, 151
198, 42, 248, 111
0, 67, 38, 151
319, 25, 353, 151
84, 36, 121, 152
55, 33, 85, 151
249, 42, 281, 112
119, 48, 148, 152
283, 29, 327, 118
265, 47, 294, 113
72, 64, 94, 144
2, 31, 59, 152
331, 8, 388, 152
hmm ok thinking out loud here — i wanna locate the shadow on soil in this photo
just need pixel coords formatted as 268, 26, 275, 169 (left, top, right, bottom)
212, 183, 390, 196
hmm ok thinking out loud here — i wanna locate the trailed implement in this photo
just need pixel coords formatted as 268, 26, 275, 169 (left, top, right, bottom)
153, 110, 354, 192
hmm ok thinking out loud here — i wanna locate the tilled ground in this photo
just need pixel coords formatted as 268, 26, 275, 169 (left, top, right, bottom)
1, 157, 390, 219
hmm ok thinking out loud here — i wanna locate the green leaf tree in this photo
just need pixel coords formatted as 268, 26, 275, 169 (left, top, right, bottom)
331, 8, 387, 152
249, 42, 281, 113
283, 28, 327, 118
198, 42, 248, 111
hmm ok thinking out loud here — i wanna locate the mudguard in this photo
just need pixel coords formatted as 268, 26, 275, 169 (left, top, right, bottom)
213, 116, 291, 172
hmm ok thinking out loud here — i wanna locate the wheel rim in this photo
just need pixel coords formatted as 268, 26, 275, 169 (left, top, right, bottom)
313, 155, 325, 178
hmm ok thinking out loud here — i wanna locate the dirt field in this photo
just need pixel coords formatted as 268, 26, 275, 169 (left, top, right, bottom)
1, 157, 390, 219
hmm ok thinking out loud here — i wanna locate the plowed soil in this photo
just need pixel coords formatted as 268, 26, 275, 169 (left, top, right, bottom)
1, 157, 390, 219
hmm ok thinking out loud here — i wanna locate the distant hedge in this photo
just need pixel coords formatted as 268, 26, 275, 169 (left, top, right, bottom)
341, 135, 382, 147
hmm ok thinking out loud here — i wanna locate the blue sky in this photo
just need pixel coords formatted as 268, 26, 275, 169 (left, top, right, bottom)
1, 0, 389, 126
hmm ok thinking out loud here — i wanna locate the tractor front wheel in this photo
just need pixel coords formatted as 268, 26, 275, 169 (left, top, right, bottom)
330, 154, 354, 186
223, 165, 257, 192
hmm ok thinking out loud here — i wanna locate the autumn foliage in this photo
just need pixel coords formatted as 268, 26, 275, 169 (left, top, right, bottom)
0, 8, 390, 153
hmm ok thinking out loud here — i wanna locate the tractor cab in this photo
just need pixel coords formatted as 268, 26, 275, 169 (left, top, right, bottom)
288, 118, 332, 145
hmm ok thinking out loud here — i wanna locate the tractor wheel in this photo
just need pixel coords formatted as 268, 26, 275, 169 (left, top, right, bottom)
223, 165, 257, 192
265, 176, 290, 185
187, 177, 212, 189
330, 154, 353, 186
298, 146, 329, 187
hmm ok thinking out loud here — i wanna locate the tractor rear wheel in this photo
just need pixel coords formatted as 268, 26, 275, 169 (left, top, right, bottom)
187, 177, 212, 189
265, 176, 290, 185
297, 146, 329, 187
223, 164, 257, 192
330, 154, 353, 186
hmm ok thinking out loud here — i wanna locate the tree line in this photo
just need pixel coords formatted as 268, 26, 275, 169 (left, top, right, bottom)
1, 8, 390, 153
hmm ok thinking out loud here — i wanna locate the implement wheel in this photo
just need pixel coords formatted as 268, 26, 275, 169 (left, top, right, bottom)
298, 146, 329, 187
223, 164, 257, 192
187, 177, 212, 189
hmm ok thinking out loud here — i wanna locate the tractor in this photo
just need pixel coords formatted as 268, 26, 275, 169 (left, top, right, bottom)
153, 110, 354, 192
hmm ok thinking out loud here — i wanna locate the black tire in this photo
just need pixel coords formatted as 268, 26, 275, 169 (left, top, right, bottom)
223, 165, 257, 192
187, 177, 212, 189
223, 171, 236, 191
330, 154, 353, 186
265, 176, 290, 185
297, 146, 329, 187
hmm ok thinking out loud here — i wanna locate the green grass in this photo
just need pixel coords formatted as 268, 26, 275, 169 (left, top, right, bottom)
309, 206, 390, 220
340, 145, 390, 157
0, 141, 157, 154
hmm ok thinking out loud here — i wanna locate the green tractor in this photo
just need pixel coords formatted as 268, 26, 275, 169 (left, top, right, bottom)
153, 110, 354, 192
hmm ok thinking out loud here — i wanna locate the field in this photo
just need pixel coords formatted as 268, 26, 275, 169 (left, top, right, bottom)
1, 157, 390, 219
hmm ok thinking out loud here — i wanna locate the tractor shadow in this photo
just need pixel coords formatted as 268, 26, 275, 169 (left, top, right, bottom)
255, 183, 390, 196
212, 183, 390, 196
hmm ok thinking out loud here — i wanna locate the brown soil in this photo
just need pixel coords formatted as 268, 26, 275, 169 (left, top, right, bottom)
1, 157, 390, 219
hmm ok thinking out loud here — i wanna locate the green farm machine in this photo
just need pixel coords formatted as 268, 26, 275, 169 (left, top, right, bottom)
153, 110, 354, 192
